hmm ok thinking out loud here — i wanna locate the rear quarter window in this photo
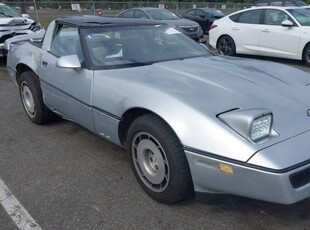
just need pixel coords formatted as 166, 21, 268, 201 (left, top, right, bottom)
229, 13, 240, 22
231, 10, 262, 24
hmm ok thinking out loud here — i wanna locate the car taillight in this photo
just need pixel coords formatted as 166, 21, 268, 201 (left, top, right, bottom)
209, 24, 217, 31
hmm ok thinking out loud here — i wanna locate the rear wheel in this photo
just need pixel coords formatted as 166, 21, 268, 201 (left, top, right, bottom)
218, 35, 236, 56
19, 71, 58, 124
127, 114, 193, 204
303, 44, 310, 67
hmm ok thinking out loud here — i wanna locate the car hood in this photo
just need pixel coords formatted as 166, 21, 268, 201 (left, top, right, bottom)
149, 56, 310, 137
0, 17, 33, 26
93, 55, 310, 160
160, 18, 199, 27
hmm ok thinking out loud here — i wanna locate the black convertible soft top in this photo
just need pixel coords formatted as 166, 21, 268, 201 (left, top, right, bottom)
56, 15, 165, 28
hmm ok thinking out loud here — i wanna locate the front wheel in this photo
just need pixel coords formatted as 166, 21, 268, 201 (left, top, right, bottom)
303, 44, 310, 67
127, 114, 193, 204
217, 36, 236, 56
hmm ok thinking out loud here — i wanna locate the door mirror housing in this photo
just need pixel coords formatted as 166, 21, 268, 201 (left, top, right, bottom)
22, 14, 29, 18
282, 20, 293, 27
56, 55, 81, 69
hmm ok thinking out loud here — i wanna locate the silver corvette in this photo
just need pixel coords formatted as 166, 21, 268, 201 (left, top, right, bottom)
6, 16, 310, 204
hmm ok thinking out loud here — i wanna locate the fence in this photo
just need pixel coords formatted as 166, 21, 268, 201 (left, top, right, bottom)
3, 1, 253, 26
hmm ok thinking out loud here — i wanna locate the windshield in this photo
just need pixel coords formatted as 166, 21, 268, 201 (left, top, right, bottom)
146, 9, 180, 20
0, 5, 21, 18
287, 8, 310, 26
83, 25, 210, 69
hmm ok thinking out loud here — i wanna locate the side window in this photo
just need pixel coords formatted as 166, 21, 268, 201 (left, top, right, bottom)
196, 10, 205, 17
119, 10, 134, 18
50, 25, 83, 62
238, 10, 262, 24
264, 10, 290, 25
285, 1, 295, 6
204, 10, 211, 17
134, 10, 148, 19
186, 10, 195, 16
270, 1, 283, 5
229, 13, 240, 22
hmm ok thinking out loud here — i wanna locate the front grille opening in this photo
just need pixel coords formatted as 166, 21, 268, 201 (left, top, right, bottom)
180, 26, 198, 33
290, 167, 310, 189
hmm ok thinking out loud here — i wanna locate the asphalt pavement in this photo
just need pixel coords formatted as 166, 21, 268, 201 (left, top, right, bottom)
0, 56, 309, 230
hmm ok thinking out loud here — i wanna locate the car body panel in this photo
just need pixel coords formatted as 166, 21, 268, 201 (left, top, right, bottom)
39, 50, 95, 132
260, 24, 301, 58
186, 149, 310, 204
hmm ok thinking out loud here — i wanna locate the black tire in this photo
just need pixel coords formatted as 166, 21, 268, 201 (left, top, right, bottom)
18, 71, 58, 124
217, 35, 236, 56
303, 44, 310, 67
127, 114, 193, 204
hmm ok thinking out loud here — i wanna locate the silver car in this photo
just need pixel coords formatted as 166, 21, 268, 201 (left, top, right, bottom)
116, 7, 204, 41
6, 16, 310, 205
0, 3, 44, 55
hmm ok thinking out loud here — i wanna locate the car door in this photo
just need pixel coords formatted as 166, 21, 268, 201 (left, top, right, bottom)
229, 9, 263, 54
195, 10, 209, 31
260, 9, 300, 58
38, 24, 95, 132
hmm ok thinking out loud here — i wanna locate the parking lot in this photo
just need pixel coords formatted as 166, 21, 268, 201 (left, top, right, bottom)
0, 50, 309, 230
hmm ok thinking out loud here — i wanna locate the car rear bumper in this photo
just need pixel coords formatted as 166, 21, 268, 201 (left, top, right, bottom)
185, 149, 310, 204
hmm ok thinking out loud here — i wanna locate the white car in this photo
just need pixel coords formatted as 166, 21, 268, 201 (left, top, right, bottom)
0, 3, 44, 56
209, 6, 310, 66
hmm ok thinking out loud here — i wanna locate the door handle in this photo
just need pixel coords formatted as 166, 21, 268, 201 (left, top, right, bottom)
232, 27, 239, 31
262, 29, 270, 33
42, 61, 48, 67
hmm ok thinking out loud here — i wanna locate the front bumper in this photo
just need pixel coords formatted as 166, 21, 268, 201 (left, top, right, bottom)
185, 149, 310, 204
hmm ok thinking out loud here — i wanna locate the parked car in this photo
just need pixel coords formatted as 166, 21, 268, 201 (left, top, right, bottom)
5, 16, 310, 205
183, 8, 224, 33
254, 0, 307, 6
116, 7, 203, 41
209, 6, 310, 66
0, 3, 43, 56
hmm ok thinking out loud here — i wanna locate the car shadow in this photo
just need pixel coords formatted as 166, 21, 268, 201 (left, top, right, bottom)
0, 56, 6, 67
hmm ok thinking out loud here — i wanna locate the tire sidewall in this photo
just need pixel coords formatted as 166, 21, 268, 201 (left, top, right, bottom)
304, 44, 310, 67
127, 115, 192, 203
218, 36, 236, 56
18, 72, 44, 124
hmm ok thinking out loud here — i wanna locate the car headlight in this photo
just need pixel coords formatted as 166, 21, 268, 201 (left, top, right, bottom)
29, 22, 43, 32
250, 114, 272, 141
218, 109, 275, 143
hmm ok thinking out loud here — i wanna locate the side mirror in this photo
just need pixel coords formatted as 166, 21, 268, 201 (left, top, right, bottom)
22, 14, 29, 18
282, 20, 293, 27
198, 14, 206, 19
56, 55, 81, 69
